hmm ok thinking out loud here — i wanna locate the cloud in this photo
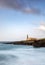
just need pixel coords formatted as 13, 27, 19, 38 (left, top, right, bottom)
38, 22, 45, 31
22, 7, 40, 14
31, 22, 45, 38
39, 25, 45, 31
0, 0, 44, 15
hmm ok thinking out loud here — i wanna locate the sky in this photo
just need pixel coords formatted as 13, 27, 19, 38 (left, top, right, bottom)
0, 0, 45, 41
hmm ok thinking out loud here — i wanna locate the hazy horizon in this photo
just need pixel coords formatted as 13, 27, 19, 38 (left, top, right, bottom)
0, 0, 45, 41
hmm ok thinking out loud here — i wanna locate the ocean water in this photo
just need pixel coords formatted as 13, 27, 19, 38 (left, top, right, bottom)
0, 43, 45, 65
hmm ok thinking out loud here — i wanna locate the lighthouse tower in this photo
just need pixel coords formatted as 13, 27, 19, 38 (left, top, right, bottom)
27, 34, 28, 40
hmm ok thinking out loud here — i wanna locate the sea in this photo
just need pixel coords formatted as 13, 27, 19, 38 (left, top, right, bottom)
0, 43, 45, 65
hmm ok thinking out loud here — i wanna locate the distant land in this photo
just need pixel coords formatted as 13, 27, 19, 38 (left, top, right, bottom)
0, 35, 45, 48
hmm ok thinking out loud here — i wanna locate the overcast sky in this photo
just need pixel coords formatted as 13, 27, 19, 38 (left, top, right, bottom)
0, 0, 45, 41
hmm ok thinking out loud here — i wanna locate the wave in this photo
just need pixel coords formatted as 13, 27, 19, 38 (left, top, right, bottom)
0, 44, 45, 65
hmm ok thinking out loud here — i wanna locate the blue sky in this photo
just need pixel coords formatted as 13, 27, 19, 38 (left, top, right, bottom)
0, 0, 45, 41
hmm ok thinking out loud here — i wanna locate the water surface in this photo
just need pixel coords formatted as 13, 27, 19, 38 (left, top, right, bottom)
0, 43, 45, 65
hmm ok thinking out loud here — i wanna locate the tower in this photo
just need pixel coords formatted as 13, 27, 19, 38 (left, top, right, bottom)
27, 34, 28, 40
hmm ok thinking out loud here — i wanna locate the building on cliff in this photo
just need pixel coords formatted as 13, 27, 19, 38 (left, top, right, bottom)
26, 35, 37, 41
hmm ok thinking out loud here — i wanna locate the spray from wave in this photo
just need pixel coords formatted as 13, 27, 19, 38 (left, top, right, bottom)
0, 44, 45, 65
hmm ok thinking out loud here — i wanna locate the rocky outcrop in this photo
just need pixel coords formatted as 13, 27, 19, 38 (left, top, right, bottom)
33, 39, 45, 47
3, 39, 45, 48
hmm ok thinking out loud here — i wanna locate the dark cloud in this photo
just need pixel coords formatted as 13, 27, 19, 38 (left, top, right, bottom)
0, 0, 45, 15
22, 8, 41, 14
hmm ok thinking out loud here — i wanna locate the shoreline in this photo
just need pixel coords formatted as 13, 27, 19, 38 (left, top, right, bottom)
1, 39, 45, 48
